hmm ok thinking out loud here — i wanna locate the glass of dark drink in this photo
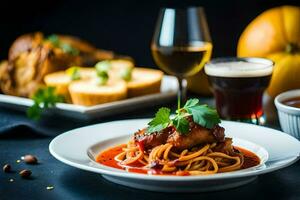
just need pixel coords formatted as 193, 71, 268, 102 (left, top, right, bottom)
151, 7, 212, 108
204, 57, 274, 124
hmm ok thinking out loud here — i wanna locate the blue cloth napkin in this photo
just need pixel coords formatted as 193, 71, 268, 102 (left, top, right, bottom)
0, 107, 91, 137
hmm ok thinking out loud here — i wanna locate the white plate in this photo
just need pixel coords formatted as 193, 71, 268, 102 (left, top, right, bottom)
0, 75, 178, 120
49, 119, 300, 192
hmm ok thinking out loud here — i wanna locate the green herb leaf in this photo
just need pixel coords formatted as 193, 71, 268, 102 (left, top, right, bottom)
60, 43, 79, 56
183, 98, 199, 109
95, 61, 111, 85
146, 124, 168, 134
27, 87, 64, 120
27, 103, 42, 121
146, 107, 171, 133
96, 71, 109, 85
96, 70, 109, 85
66, 67, 81, 80
119, 67, 133, 82
46, 34, 79, 56
46, 34, 60, 47
145, 98, 221, 136
172, 114, 189, 134
184, 100, 220, 129
95, 61, 111, 72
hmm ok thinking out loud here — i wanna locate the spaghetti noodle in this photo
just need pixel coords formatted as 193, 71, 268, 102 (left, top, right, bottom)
110, 138, 245, 175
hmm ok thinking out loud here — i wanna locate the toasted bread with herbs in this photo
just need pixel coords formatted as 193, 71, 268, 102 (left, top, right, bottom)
95, 60, 163, 97
68, 78, 127, 106
126, 68, 163, 97
109, 59, 134, 72
44, 67, 95, 102
95, 59, 134, 80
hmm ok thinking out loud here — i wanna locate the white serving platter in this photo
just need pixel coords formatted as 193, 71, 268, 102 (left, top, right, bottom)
0, 75, 178, 120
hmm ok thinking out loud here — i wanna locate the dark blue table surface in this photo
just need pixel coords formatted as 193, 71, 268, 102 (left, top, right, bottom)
1, 98, 300, 200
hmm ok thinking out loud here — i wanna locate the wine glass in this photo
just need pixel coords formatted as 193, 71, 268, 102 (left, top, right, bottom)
151, 7, 212, 108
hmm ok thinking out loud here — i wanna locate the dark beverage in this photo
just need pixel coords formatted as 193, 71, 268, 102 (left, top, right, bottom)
205, 58, 274, 124
151, 42, 212, 77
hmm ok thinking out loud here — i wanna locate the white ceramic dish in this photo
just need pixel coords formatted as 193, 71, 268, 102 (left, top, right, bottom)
0, 75, 177, 120
275, 89, 300, 140
49, 119, 300, 192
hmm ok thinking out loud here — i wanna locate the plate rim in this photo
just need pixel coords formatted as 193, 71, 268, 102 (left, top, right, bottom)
49, 119, 300, 181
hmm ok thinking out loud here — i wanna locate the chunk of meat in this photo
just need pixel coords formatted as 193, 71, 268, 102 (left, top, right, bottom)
134, 126, 174, 150
167, 124, 225, 150
212, 137, 241, 156
134, 120, 225, 151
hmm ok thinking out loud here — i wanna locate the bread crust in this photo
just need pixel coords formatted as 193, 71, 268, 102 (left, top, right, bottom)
69, 79, 127, 106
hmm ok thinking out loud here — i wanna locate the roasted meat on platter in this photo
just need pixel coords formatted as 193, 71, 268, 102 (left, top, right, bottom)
0, 32, 131, 97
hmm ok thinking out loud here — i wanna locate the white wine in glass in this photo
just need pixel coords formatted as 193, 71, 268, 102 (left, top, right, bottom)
151, 7, 212, 107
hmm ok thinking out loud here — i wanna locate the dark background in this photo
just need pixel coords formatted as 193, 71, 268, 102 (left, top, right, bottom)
1, 1, 300, 199
0, 0, 299, 66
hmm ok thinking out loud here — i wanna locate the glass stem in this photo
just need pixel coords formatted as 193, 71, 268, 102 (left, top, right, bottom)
177, 77, 187, 109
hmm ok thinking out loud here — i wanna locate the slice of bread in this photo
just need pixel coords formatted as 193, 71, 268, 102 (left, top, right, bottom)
69, 79, 127, 106
110, 59, 134, 71
44, 68, 95, 103
107, 59, 134, 80
127, 68, 163, 97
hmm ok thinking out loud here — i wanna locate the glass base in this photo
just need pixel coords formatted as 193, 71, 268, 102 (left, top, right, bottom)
223, 115, 266, 125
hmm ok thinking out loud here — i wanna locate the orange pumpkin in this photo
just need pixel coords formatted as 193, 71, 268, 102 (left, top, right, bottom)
187, 70, 212, 96
237, 5, 300, 98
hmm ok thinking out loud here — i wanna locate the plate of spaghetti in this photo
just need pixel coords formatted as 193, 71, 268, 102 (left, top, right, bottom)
95, 126, 267, 176
49, 99, 300, 192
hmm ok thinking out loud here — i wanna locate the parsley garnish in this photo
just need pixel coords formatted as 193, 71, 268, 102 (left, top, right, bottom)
95, 61, 111, 72
119, 67, 133, 82
47, 34, 60, 47
60, 43, 79, 56
147, 107, 171, 133
27, 87, 64, 120
46, 34, 79, 56
66, 67, 81, 80
172, 114, 189, 133
146, 98, 220, 134
96, 71, 109, 85
183, 99, 221, 129
95, 61, 111, 85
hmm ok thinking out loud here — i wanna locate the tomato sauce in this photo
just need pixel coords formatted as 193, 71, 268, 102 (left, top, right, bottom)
235, 146, 260, 169
96, 144, 126, 170
96, 144, 152, 174
96, 144, 260, 175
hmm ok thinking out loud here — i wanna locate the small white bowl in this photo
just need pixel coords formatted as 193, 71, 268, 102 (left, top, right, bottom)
275, 89, 300, 140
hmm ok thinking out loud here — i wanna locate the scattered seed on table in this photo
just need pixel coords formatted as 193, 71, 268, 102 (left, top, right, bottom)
16, 160, 21, 163
19, 169, 32, 178
3, 164, 11, 173
46, 186, 54, 190
21, 155, 38, 164
9, 178, 14, 182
